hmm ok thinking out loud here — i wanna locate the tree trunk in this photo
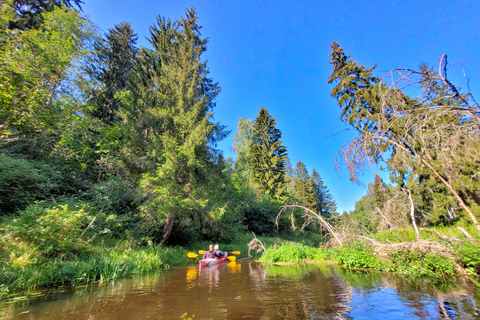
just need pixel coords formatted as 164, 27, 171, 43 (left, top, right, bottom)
405, 188, 420, 240
161, 213, 175, 243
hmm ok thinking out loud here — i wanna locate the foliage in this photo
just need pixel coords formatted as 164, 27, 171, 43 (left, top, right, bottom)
259, 239, 460, 277
260, 242, 309, 263
311, 169, 338, 222
335, 243, 384, 269
386, 249, 456, 276
0, 4, 90, 141
232, 117, 254, 183
0, 154, 79, 214
241, 194, 279, 236
130, 8, 226, 243
7, 0, 83, 30
1, 202, 89, 261
453, 242, 480, 275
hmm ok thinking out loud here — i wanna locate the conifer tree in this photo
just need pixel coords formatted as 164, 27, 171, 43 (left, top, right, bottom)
311, 169, 338, 222
132, 8, 226, 243
87, 23, 138, 124
249, 107, 288, 202
292, 160, 316, 211
371, 173, 387, 209
328, 41, 480, 232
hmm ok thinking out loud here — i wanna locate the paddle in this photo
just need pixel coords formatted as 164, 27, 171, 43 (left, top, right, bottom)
198, 250, 241, 255
187, 252, 236, 260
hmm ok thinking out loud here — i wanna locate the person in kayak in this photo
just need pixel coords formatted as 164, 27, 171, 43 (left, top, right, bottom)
212, 244, 227, 258
203, 244, 215, 259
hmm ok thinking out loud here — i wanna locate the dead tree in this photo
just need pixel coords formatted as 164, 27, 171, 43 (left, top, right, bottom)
276, 205, 343, 247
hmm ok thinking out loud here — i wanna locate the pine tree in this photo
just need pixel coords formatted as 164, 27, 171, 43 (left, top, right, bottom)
249, 107, 288, 202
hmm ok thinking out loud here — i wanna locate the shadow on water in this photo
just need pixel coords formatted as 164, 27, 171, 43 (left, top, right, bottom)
1, 259, 479, 319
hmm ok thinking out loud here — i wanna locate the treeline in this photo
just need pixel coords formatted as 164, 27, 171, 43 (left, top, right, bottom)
0, 0, 337, 260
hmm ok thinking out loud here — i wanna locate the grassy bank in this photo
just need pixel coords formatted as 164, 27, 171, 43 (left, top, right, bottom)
257, 227, 480, 278
0, 243, 191, 298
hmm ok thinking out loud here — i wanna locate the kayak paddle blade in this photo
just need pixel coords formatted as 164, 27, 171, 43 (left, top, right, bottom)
187, 252, 198, 258
231, 251, 241, 255
198, 250, 206, 255
227, 256, 236, 261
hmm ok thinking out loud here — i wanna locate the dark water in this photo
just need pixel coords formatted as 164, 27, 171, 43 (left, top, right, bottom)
1, 259, 479, 319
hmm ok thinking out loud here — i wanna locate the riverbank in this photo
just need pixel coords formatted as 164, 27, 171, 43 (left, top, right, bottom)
257, 228, 480, 279
0, 243, 193, 299
2, 226, 479, 299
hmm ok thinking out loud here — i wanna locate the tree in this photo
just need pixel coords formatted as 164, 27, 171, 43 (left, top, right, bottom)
0, 4, 90, 141
133, 8, 226, 243
370, 173, 387, 209
7, 0, 83, 30
232, 117, 254, 183
311, 169, 338, 222
292, 160, 316, 211
328, 41, 480, 232
87, 23, 138, 124
249, 107, 288, 202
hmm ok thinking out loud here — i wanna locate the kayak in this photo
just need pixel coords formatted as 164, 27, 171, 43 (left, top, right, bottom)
199, 256, 227, 267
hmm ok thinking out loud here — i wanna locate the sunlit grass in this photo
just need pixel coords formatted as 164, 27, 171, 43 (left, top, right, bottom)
0, 244, 190, 294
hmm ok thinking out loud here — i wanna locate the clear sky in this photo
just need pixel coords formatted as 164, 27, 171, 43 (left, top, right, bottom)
82, 0, 480, 214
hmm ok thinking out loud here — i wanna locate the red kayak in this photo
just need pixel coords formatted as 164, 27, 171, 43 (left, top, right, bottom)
199, 256, 227, 267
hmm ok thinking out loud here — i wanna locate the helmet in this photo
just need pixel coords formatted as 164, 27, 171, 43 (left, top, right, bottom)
214, 244, 219, 250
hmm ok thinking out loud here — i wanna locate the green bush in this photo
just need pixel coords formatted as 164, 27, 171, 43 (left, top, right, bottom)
2, 202, 89, 260
387, 249, 456, 276
0, 154, 80, 215
454, 242, 480, 275
261, 242, 309, 263
335, 245, 384, 269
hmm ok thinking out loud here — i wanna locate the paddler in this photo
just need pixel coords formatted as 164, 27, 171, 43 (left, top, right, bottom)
203, 244, 215, 259
212, 244, 227, 258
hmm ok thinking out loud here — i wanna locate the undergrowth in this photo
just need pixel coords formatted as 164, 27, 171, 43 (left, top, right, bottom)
259, 239, 477, 278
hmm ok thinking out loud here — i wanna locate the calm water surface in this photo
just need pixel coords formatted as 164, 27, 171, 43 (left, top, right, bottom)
1, 259, 479, 319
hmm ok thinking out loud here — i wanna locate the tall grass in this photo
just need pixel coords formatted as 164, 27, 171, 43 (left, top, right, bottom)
0, 244, 190, 295
259, 241, 462, 277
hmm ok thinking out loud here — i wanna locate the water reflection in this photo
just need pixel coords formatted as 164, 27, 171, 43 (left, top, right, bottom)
1, 260, 479, 319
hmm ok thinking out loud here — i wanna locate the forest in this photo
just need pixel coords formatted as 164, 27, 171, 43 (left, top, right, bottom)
1, 1, 479, 296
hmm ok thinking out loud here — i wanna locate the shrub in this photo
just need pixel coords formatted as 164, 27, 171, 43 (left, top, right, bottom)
260, 242, 309, 263
454, 242, 480, 275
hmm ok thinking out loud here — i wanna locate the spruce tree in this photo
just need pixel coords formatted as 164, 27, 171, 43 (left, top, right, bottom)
133, 8, 225, 243
88, 23, 138, 124
249, 107, 288, 202
292, 160, 316, 211
311, 169, 338, 222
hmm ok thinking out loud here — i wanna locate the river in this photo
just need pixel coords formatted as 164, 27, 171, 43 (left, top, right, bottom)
1, 259, 479, 319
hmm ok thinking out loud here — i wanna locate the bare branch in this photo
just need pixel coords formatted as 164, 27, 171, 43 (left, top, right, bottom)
277, 205, 343, 247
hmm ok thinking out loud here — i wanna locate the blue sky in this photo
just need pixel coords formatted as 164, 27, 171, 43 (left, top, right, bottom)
82, 0, 480, 214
